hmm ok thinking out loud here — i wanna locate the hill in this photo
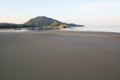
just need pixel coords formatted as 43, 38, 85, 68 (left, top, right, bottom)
24, 16, 84, 29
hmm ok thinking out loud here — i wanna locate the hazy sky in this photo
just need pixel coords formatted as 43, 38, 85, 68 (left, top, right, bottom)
0, 0, 120, 26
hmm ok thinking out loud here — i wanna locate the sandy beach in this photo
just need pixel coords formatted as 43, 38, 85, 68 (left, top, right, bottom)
0, 30, 120, 80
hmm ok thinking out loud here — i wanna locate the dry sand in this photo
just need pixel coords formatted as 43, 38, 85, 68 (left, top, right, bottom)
0, 31, 120, 80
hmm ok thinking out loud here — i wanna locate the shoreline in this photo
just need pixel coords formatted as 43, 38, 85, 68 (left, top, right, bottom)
0, 28, 120, 33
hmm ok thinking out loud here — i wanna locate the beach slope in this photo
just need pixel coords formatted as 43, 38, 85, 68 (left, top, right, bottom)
0, 31, 120, 80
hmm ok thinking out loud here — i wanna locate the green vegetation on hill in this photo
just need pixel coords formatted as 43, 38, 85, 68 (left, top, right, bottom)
50, 21, 58, 27
24, 16, 62, 29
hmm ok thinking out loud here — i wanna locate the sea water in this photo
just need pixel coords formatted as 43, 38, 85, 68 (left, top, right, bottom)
0, 26, 120, 33
61, 26, 120, 33
0, 29, 29, 32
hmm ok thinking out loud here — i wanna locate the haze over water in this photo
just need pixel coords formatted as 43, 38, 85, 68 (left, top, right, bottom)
61, 26, 120, 33
0, 26, 120, 33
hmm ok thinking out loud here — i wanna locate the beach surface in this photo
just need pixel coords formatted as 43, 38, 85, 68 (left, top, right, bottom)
0, 31, 120, 80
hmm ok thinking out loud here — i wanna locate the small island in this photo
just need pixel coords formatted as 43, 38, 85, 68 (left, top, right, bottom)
0, 16, 84, 30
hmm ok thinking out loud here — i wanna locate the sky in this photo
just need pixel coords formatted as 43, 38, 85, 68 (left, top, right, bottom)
0, 0, 120, 26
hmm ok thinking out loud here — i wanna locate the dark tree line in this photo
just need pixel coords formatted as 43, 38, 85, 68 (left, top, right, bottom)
0, 23, 35, 29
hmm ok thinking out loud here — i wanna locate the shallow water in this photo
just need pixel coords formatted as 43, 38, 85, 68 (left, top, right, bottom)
61, 26, 120, 33
0, 29, 29, 32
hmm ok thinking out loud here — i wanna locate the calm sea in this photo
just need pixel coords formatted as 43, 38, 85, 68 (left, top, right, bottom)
0, 26, 120, 33
0, 29, 29, 32
62, 26, 120, 33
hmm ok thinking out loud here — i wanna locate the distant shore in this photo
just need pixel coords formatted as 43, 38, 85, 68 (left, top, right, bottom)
0, 26, 120, 33
0, 31, 120, 80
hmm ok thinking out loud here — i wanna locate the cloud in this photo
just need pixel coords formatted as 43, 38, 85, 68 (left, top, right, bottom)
75, 1, 120, 18
80, 2, 120, 9
73, 1, 120, 26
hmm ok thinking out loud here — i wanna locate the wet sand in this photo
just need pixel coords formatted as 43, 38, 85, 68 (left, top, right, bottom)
0, 31, 120, 80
